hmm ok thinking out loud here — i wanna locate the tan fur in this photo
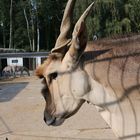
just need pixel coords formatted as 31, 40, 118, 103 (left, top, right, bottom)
36, 0, 140, 139
36, 53, 62, 77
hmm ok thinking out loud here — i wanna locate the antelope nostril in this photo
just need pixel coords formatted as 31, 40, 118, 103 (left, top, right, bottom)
44, 116, 46, 122
46, 117, 56, 125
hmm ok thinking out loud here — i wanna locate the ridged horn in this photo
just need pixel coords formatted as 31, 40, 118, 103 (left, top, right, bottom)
51, 0, 76, 54
67, 2, 95, 60
72, 2, 94, 38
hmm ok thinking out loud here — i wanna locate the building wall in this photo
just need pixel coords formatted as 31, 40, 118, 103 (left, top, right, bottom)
7, 58, 23, 66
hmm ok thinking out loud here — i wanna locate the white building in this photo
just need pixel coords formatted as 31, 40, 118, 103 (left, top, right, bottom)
7, 58, 23, 66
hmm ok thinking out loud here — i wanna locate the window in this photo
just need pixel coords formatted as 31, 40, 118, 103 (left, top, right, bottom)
12, 60, 18, 63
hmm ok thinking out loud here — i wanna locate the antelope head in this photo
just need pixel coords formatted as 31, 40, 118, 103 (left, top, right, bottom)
36, 0, 94, 126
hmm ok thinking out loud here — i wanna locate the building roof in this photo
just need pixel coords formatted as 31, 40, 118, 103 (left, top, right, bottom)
0, 48, 49, 58
0, 52, 49, 59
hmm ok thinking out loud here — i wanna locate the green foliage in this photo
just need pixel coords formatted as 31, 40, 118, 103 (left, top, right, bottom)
75, 0, 140, 39
0, 0, 140, 51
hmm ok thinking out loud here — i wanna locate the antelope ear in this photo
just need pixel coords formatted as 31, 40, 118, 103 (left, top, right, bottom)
36, 65, 44, 78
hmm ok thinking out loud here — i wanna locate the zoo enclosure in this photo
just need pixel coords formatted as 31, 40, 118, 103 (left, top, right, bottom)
0, 51, 49, 76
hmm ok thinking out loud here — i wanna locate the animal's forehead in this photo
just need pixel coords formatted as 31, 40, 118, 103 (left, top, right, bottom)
44, 59, 61, 76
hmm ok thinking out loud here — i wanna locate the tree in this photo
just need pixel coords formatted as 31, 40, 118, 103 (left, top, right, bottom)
0, 0, 140, 51
22, 1, 32, 51
9, 0, 13, 49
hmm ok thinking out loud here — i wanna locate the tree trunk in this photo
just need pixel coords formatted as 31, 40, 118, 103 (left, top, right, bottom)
37, 27, 40, 52
32, 23, 35, 51
9, 0, 13, 49
1, 22, 6, 48
23, 8, 32, 51
36, 7, 40, 52
29, 0, 35, 51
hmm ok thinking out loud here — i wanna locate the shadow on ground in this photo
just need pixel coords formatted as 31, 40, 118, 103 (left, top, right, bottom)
0, 82, 28, 102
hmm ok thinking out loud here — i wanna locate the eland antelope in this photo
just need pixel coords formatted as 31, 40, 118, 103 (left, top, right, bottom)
36, 0, 140, 139
2, 65, 16, 77
2, 65, 30, 78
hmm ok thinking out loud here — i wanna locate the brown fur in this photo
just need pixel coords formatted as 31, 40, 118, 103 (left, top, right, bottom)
36, 35, 140, 78
82, 35, 140, 99
94, 34, 140, 47
37, 0, 140, 136
36, 53, 62, 78
85, 34, 140, 64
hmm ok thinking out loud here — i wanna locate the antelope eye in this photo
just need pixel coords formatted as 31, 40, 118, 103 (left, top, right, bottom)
49, 72, 58, 80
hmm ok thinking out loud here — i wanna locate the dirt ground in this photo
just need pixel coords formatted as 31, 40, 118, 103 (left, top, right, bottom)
0, 76, 118, 140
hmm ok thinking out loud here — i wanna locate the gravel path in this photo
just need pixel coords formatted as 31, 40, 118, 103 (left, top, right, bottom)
0, 76, 118, 140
